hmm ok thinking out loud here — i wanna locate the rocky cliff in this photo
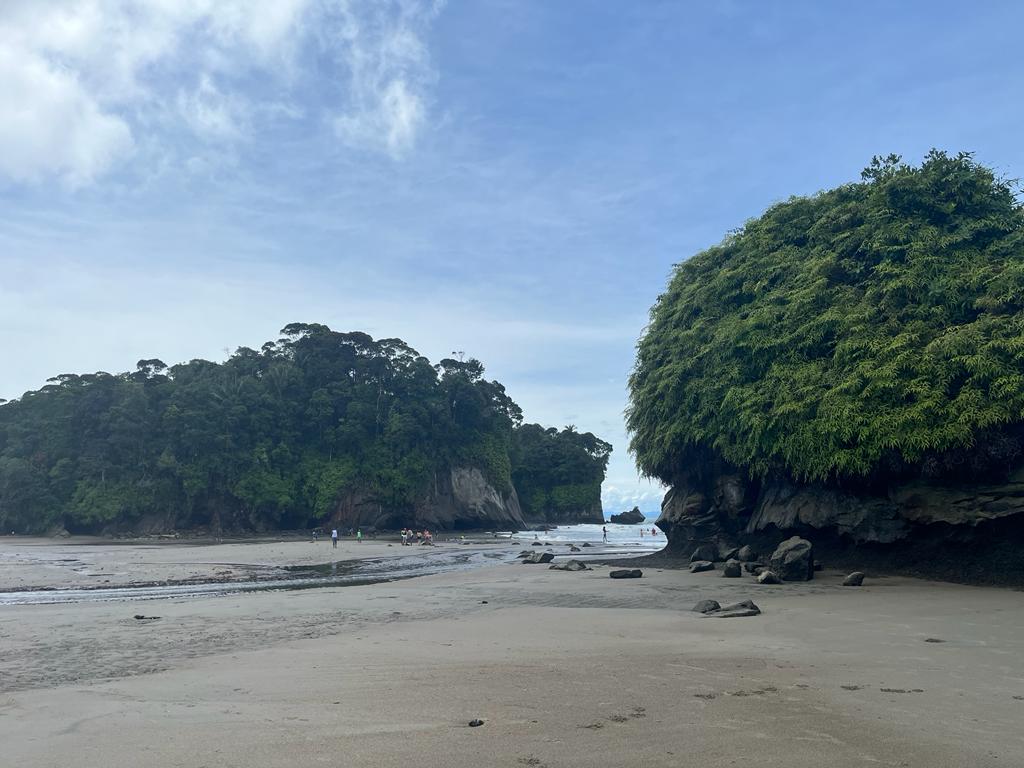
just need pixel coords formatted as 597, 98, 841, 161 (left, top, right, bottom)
331, 466, 526, 531
657, 464, 1024, 584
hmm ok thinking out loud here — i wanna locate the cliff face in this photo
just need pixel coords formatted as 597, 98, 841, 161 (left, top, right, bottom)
657, 465, 1024, 583
537, 504, 604, 526
331, 466, 526, 531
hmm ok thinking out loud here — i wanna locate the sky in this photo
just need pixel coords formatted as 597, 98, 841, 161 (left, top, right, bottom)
2, 1, 1023, 515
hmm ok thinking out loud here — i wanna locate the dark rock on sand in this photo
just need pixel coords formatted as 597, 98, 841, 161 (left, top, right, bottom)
581, 542, 593, 547
742, 561, 762, 574
769, 536, 815, 581
522, 551, 554, 564
722, 559, 742, 578
737, 545, 756, 561
609, 569, 643, 579
842, 571, 866, 586
690, 560, 715, 573
756, 570, 781, 584
570, 545, 581, 552
469, 719, 484, 727
549, 559, 589, 571
531, 541, 543, 546
692, 599, 721, 613
705, 599, 761, 618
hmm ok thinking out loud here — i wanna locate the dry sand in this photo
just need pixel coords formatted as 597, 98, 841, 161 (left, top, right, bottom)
1, 539, 1023, 767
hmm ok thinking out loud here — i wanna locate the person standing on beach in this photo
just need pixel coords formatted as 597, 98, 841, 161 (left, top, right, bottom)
401, 528, 409, 546
356, 529, 362, 543
602, 526, 608, 543
331, 528, 338, 548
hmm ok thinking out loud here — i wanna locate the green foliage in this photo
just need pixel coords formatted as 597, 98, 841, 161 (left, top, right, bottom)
0, 325, 611, 533
511, 424, 611, 521
628, 151, 1024, 485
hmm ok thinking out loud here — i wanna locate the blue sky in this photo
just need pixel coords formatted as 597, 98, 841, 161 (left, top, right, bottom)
1, 1, 1022, 514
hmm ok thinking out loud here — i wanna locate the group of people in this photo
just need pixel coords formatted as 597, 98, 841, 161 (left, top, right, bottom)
400, 527, 433, 546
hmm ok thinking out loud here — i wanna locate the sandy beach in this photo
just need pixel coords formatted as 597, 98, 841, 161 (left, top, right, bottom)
2, 538, 1023, 767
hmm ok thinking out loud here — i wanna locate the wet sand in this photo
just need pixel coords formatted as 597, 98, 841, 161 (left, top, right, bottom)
0, 536, 454, 591
2, 540, 1023, 767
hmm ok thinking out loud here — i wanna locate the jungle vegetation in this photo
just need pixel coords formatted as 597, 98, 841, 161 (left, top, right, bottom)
628, 151, 1024, 488
0, 324, 610, 533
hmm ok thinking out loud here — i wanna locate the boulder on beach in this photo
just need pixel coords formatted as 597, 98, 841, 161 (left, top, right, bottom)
722, 559, 741, 578
717, 543, 740, 561
609, 569, 643, 579
769, 536, 815, 581
706, 599, 761, 618
756, 570, 781, 584
569, 545, 581, 552
742, 561, 762, 574
689, 544, 717, 563
549, 559, 589, 571
842, 571, 866, 586
692, 599, 721, 614
531, 541, 543, 546
737, 545, 756, 561
522, 551, 554, 564
690, 560, 714, 573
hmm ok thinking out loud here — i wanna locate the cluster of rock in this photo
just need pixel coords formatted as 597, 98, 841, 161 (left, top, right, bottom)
685, 535, 866, 586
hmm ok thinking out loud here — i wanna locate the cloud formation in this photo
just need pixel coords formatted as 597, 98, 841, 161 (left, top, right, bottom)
0, 0, 441, 185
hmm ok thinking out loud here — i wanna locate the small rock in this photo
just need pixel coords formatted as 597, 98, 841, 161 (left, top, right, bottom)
581, 542, 593, 547
842, 571, 865, 587
570, 545, 581, 552
813, 560, 823, 572
737, 545, 756, 561
609, 569, 643, 579
468, 719, 484, 727
722, 559, 742, 578
689, 560, 714, 573
531, 541, 543, 546
481, 600, 488, 604
549, 559, 589, 571
707, 599, 761, 618
742, 561, 762, 574
692, 599, 721, 614
756, 570, 781, 585
522, 551, 555, 564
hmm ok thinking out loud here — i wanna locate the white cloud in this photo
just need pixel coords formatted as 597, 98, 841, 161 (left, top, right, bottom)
0, 45, 133, 186
0, 0, 442, 184
332, 0, 442, 156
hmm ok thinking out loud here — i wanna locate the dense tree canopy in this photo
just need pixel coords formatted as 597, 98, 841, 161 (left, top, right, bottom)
628, 151, 1024, 486
0, 324, 610, 533
510, 424, 611, 522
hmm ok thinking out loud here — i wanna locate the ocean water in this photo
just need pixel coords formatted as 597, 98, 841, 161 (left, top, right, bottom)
505, 521, 665, 556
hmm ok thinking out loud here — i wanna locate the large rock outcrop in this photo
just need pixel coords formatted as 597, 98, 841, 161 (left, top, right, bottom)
656, 464, 1024, 584
332, 466, 525, 531
609, 506, 645, 525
